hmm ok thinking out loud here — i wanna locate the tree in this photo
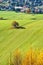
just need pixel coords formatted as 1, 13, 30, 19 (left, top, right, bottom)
37, 51, 43, 65
13, 49, 22, 65
22, 49, 37, 65
12, 21, 19, 28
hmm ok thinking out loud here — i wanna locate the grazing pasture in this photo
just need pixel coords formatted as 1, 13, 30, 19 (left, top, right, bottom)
0, 11, 43, 65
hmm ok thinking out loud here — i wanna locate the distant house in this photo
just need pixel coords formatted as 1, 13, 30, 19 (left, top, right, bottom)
14, 6, 22, 12
33, 6, 43, 13
0, 0, 3, 3
21, 6, 31, 13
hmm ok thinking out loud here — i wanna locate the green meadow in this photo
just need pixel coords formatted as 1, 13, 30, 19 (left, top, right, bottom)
0, 11, 43, 65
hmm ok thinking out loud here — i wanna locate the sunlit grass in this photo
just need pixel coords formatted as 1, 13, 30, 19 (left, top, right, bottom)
0, 11, 43, 65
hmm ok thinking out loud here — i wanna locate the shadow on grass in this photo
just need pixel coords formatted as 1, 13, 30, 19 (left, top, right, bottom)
10, 26, 26, 30
31, 18, 36, 20
0, 17, 7, 20
15, 26, 25, 29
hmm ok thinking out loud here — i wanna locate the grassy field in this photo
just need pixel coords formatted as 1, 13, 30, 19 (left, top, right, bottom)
0, 11, 43, 65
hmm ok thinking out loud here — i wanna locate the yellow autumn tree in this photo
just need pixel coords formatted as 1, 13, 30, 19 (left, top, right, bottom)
37, 51, 43, 65
22, 49, 37, 65
13, 49, 22, 65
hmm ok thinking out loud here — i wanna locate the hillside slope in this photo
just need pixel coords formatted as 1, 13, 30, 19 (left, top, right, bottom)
0, 12, 43, 65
